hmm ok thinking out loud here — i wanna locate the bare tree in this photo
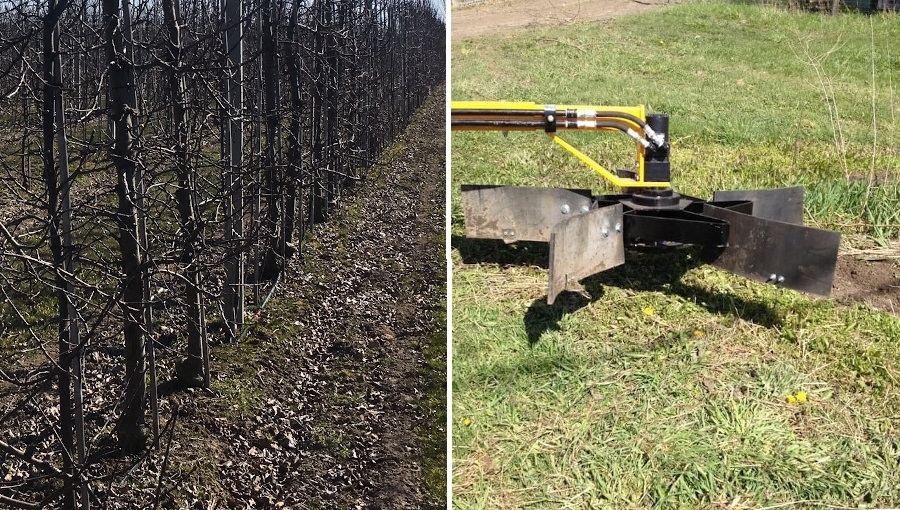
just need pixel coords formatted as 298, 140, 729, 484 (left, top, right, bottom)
222, 0, 244, 341
103, 0, 149, 453
259, 0, 283, 281
165, 0, 208, 387
42, 0, 88, 506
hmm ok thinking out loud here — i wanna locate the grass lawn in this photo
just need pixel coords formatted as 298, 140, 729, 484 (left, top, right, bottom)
451, 2, 900, 508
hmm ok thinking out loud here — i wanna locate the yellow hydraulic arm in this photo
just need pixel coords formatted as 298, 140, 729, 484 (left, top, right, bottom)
451, 101, 671, 189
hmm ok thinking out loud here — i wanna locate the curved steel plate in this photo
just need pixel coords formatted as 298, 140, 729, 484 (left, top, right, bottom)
703, 204, 839, 296
713, 186, 805, 225
548, 204, 625, 304
461, 185, 593, 243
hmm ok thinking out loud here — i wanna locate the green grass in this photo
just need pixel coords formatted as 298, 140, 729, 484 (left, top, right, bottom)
424, 308, 449, 505
452, 2, 900, 508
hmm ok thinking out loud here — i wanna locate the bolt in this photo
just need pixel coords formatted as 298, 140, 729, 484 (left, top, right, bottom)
614, 222, 622, 233
560, 204, 570, 214
547, 114, 555, 122
580, 204, 590, 214
777, 275, 785, 284
768, 273, 777, 282
602, 226, 609, 238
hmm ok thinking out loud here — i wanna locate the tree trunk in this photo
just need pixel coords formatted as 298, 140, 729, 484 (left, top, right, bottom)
325, 2, 339, 212
223, 0, 244, 341
104, 0, 148, 454
283, 0, 303, 254
260, 0, 284, 281
164, 0, 208, 387
311, 2, 328, 224
43, 0, 81, 506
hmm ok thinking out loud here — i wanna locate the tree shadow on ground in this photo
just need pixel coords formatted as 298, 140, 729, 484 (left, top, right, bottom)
157, 377, 190, 398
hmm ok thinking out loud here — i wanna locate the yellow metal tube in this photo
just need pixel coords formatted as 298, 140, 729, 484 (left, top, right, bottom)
550, 135, 669, 188
451, 101, 646, 120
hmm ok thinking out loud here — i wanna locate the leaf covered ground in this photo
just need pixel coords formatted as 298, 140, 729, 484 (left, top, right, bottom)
147, 87, 446, 508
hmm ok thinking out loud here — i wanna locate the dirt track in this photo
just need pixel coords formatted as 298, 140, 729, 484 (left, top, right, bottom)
452, 0, 672, 40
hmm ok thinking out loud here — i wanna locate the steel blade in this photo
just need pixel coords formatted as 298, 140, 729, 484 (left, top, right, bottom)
548, 203, 625, 304
461, 185, 593, 243
712, 186, 805, 225
703, 204, 840, 296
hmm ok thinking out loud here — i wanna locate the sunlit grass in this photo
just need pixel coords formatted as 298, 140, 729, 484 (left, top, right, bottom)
452, 2, 900, 508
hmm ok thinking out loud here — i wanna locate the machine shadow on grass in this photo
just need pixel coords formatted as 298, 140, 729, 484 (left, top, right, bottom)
452, 234, 551, 268
453, 235, 784, 347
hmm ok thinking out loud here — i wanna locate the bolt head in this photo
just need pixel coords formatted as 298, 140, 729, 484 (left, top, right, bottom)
560, 204, 570, 214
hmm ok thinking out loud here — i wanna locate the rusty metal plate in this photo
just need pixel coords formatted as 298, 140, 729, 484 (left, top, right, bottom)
461, 185, 593, 243
703, 204, 840, 296
547, 203, 625, 304
713, 186, 805, 225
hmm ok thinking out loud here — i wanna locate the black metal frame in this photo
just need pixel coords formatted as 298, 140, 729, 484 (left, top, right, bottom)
592, 192, 753, 249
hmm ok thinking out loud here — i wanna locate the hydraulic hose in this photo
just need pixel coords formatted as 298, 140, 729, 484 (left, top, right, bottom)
451, 118, 651, 147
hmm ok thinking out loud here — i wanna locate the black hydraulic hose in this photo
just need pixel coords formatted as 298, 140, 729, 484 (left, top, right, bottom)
451, 119, 545, 129
452, 118, 639, 135
451, 108, 649, 129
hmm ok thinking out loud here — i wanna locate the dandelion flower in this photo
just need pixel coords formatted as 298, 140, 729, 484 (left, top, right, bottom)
463, 417, 472, 427
795, 391, 807, 403
693, 329, 705, 337
785, 395, 797, 404
642, 307, 654, 316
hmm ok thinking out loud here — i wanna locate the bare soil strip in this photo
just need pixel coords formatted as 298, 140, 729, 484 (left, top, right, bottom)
833, 255, 900, 315
451, 0, 672, 40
